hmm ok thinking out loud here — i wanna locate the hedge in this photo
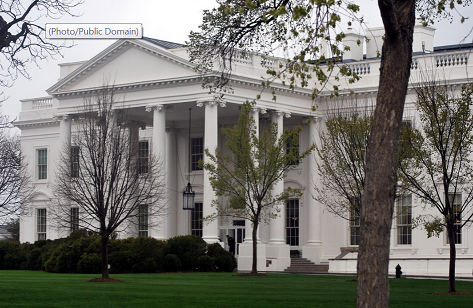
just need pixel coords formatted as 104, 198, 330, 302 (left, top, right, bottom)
0, 233, 236, 273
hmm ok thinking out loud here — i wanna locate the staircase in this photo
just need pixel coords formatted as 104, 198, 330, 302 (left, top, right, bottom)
284, 258, 329, 274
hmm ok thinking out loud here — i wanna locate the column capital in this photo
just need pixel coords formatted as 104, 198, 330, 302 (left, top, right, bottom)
53, 114, 70, 122
197, 97, 226, 108
303, 115, 320, 124
145, 104, 165, 112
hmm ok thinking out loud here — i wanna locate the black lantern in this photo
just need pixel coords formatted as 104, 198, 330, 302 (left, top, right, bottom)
183, 108, 195, 210
183, 182, 195, 210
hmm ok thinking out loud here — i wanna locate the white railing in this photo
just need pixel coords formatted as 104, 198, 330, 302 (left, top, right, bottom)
32, 98, 53, 109
348, 63, 371, 75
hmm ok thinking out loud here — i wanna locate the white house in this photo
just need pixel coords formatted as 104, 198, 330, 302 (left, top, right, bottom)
16, 22, 473, 276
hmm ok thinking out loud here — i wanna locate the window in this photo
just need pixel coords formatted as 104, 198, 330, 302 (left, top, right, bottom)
399, 119, 413, 159
37, 208, 46, 240
70, 207, 79, 232
138, 205, 149, 237
286, 199, 299, 246
37, 149, 47, 180
191, 202, 203, 237
71, 146, 80, 177
396, 195, 412, 245
191, 137, 203, 171
286, 133, 300, 165
349, 206, 360, 245
138, 141, 149, 174
447, 194, 462, 245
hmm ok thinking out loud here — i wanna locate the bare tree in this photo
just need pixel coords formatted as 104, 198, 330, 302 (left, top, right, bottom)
0, 0, 81, 86
53, 86, 166, 279
0, 111, 31, 222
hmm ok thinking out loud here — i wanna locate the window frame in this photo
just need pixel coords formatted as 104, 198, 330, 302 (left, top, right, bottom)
37, 208, 47, 240
71, 146, 80, 178
349, 206, 360, 246
138, 140, 149, 174
70, 207, 79, 232
446, 193, 462, 245
138, 204, 149, 237
286, 199, 300, 246
190, 137, 204, 171
396, 195, 412, 245
36, 148, 48, 180
191, 202, 203, 237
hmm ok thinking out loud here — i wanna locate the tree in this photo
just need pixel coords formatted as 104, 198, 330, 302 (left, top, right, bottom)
188, 1, 470, 306
314, 101, 372, 221
201, 103, 314, 273
5, 217, 19, 241
0, 0, 81, 86
0, 112, 31, 222
398, 79, 473, 292
53, 86, 166, 279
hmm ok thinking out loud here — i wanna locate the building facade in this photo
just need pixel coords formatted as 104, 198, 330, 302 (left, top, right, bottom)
16, 22, 473, 276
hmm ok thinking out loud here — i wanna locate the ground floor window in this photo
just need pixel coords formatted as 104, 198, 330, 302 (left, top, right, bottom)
447, 194, 462, 245
70, 207, 79, 232
397, 195, 412, 245
37, 208, 46, 240
138, 205, 149, 237
286, 199, 299, 246
350, 207, 360, 246
191, 202, 203, 237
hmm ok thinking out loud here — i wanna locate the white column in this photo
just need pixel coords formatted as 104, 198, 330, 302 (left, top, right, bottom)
200, 100, 221, 244
165, 127, 177, 238
239, 106, 266, 272
146, 105, 167, 240
269, 110, 285, 244
302, 116, 324, 263
244, 106, 261, 242
56, 114, 72, 151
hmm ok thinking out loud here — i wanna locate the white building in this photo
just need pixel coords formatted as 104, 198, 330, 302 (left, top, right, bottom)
16, 23, 473, 276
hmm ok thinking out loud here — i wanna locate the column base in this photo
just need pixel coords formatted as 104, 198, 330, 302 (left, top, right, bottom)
202, 236, 220, 244
265, 243, 291, 272
237, 242, 267, 272
302, 242, 324, 263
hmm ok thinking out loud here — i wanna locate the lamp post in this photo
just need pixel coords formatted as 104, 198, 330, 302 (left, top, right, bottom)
183, 107, 195, 210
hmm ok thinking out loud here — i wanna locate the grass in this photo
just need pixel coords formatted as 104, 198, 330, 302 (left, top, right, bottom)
0, 271, 472, 307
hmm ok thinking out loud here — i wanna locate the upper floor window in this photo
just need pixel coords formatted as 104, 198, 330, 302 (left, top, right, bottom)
286, 133, 300, 165
70, 207, 79, 232
396, 195, 412, 245
138, 141, 149, 174
191, 137, 203, 171
37, 149, 47, 180
71, 146, 80, 178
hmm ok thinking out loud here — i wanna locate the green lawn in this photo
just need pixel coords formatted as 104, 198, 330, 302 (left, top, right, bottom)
0, 271, 472, 307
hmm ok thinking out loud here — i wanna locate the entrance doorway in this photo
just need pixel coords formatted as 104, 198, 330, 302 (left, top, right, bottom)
219, 220, 245, 255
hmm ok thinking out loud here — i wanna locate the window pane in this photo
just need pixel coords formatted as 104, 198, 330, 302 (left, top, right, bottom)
37, 149, 47, 180
396, 195, 412, 245
286, 200, 299, 246
191, 203, 203, 237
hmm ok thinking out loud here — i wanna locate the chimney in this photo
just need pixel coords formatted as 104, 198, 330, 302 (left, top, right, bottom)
343, 28, 364, 61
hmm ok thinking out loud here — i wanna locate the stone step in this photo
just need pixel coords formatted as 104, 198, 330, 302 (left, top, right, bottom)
284, 258, 329, 273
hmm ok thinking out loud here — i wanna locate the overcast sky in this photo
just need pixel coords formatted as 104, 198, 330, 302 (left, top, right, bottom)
1, 0, 472, 123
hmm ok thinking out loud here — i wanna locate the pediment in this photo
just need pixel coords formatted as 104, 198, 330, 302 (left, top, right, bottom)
48, 39, 198, 94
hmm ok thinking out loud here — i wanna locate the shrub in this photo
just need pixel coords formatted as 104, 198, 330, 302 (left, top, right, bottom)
77, 253, 101, 274
163, 254, 181, 272
162, 235, 207, 271
27, 247, 43, 271
0, 241, 27, 270
207, 243, 237, 272
197, 255, 215, 272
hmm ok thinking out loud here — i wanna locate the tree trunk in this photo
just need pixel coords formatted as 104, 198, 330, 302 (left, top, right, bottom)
357, 1, 415, 307
252, 221, 258, 273
447, 223, 457, 292
101, 233, 110, 279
